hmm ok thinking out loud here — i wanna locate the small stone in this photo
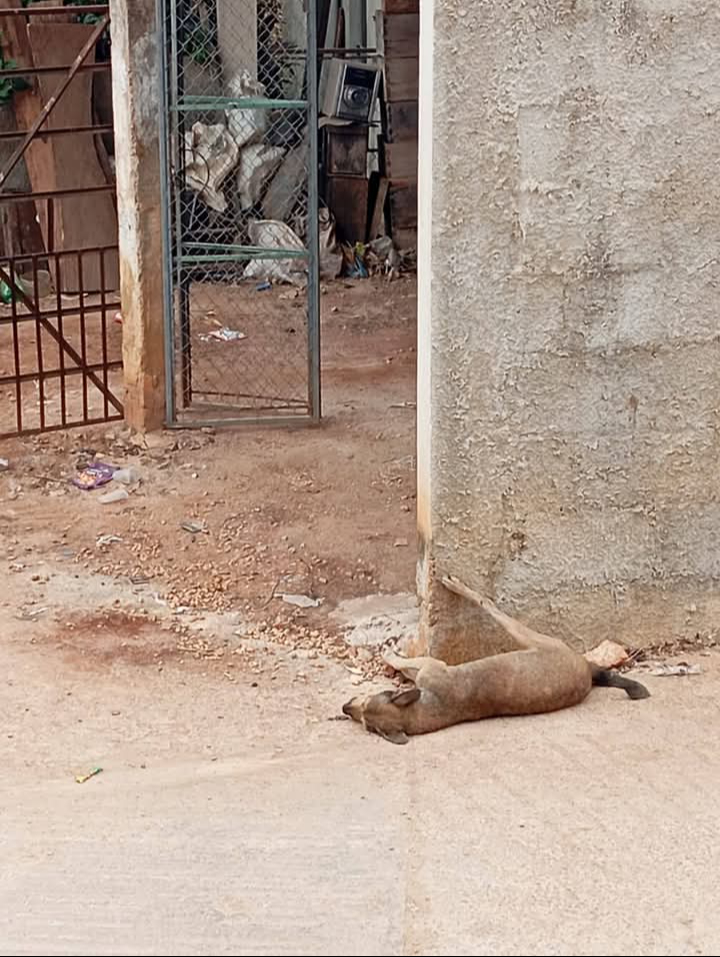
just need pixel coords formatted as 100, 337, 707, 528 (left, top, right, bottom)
585, 640, 628, 670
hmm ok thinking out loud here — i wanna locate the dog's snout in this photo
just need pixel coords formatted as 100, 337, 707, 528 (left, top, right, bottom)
342, 699, 354, 716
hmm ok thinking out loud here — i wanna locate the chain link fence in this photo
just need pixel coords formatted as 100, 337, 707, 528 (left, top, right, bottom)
160, 0, 320, 426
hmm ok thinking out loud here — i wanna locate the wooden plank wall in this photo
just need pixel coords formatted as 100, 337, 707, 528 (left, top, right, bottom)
381, 0, 418, 250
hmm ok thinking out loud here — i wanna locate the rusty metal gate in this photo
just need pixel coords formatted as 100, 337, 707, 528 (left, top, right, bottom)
158, 0, 321, 427
0, 2, 121, 439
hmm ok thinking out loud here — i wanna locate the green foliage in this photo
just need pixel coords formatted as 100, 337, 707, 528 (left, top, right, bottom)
0, 34, 30, 105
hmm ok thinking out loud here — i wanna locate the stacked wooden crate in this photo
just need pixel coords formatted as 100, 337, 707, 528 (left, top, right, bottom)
381, 0, 418, 250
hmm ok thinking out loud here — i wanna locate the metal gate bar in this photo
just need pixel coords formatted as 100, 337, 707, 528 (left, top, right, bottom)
0, 3, 122, 438
0, 248, 122, 438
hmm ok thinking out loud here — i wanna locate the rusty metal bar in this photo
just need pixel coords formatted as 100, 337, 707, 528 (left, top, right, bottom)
9, 265, 22, 433
0, 245, 117, 265
46, 197, 54, 253
0, 298, 121, 326
0, 359, 122, 387
32, 259, 46, 428
54, 251, 66, 426
0, 63, 109, 78
0, 262, 123, 414
0, 184, 114, 203
0, 14, 109, 191
0, 5, 109, 15
99, 247, 109, 419
77, 250, 88, 421
0, 124, 113, 140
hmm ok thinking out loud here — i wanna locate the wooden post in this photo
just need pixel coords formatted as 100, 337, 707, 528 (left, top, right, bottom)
109, 0, 166, 432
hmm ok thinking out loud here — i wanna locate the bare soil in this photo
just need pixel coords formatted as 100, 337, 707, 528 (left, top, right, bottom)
0, 276, 418, 672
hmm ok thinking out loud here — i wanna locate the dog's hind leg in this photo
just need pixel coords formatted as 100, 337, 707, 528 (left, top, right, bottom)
441, 575, 561, 650
591, 665, 650, 699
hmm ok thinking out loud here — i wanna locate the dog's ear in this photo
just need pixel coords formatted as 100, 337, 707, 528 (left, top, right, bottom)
391, 687, 421, 707
377, 727, 409, 745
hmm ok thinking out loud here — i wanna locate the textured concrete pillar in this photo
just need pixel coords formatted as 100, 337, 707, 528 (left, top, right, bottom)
110, 0, 165, 432
416, 1, 720, 662
217, 0, 256, 87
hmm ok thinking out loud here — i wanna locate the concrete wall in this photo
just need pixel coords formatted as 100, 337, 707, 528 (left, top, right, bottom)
416, 0, 720, 659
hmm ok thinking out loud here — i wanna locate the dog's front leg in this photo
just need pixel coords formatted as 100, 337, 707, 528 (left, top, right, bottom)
441, 574, 558, 650
382, 648, 423, 681
382, 648, 449, 685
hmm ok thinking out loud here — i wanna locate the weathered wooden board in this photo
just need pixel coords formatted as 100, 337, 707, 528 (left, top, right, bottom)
0, 0, 54, 262
368, 176, 389, 240
326, 175, 369, 244
382, 14, 419, 59
389, 182, 417, 229
384, 56, 418, 101
382, 0, 419, 14
385, 100, 418, 142
385, 139, 418, 180
0, 103, 44, 257
326, 127, 368, 177
28, 23, 119, 291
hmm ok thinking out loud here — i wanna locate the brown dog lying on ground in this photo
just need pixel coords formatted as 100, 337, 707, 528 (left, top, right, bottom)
342, 574, 650, 744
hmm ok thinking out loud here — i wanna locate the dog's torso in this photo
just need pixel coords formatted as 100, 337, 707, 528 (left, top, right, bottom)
398, 647, 593, 735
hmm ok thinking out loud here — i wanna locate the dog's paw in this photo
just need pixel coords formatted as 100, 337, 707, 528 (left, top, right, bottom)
382, 646, 408, 667
441, 574, 464, 594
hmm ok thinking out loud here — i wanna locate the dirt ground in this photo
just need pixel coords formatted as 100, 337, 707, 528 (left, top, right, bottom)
3, 275, 720, 956
0, 276, 418, 674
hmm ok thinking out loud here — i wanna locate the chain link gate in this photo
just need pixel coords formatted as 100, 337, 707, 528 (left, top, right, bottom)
158, 0, 320, 427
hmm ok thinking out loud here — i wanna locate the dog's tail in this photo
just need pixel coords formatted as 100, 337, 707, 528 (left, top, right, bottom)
591, 665, 650, 700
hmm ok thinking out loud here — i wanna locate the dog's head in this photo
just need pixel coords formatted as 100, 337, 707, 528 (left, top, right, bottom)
341, 686, 421, 745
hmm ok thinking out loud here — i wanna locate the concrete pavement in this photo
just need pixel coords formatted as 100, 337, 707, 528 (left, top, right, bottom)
3, 650, 720, 956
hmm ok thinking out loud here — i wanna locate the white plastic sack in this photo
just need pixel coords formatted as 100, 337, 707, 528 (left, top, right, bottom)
237, 143, 286, 210
227, 70, 268, 150
183, 121, 239, 212
318, 206, 342, 279
243, 219, 307, 285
